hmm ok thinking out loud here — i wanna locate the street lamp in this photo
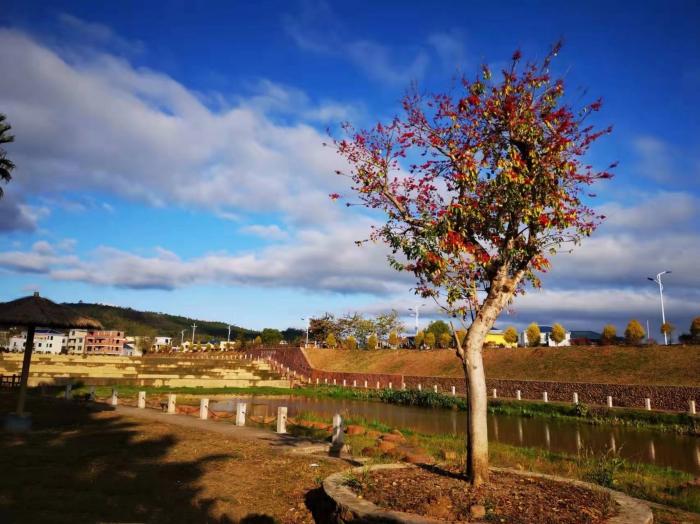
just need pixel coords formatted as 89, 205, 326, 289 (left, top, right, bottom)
301, 317, 310, 347
408, 304, 425, 335
647, 270, 671, 345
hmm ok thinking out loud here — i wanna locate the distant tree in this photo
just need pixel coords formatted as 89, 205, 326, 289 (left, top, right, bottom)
455, 329, 467, 348
424, 332, 436, 349
0, 114, 15, 198
624, 320, 645, 345
136, 336, 154, 354
325, 333, 337, 349
503, 327, 518, 346
526, 323, 541, 347
601, 324, 617, 345
308, 313, 338, 342
388, 330, 400, 349
660, 322, 675, 343
414, 330, 425, 349
439, 332, 453, 349
374, 311, 405, 340
344, 335, 357, 350
551, 323, 566, 345
426, 320, 451, 341
366, 333, 378, 350
260, 328, 283, 346
253, 335, 262, 347
691, 317, 700, 342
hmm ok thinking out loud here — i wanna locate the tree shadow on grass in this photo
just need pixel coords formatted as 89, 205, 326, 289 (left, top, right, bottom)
0, 393, 267, 523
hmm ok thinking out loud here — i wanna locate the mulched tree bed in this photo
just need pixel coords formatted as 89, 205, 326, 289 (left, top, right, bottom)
346, 466, 618, 523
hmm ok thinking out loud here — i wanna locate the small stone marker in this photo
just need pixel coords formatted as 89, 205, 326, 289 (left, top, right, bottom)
645, 398, 651, 410
331, 413, 344, 449
110, 388, 118, 406
64, 384, 72, 400
418, 384, 422, 392
199, 398, 209, 419
138, 391, 146, 409
542, 391, 548, 403
690, 400, 697, 415
492, 388, 497, 398
607, 396, 613, 408
277, 406, 287, 433
88, 386, 96, 401
516, 389, 521, 400
236, 402, 247, 426
573, 392, 578, 404
167, 394, 176, 414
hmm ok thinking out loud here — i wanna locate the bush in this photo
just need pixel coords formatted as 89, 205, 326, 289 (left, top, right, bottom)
503, 326, 518, 345
551, 323, 566, 345
344, 336, 357, 350
624, 320, 645, 345
424, 332, 436, 349
526, 323, 540, 347
325, 333, 337, 349
439, 332, 452, 349
601, 324, 617, 345
414, 331, 425, 349
366, 333, 378, 350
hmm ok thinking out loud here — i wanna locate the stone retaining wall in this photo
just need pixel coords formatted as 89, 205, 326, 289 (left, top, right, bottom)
250, 347, 700, 412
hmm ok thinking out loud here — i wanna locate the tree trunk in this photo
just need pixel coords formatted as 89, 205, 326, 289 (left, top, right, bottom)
464, 325, 490, 486
16, 325, 36, 417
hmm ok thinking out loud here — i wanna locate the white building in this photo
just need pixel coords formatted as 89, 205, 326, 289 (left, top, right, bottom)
152, 336, 172, 352
520, 325, 571, 347
9, 329, 67, 354
66, 329, 88, 354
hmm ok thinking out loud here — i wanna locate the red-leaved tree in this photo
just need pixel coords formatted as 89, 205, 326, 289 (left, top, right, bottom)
333, 44, 614, 486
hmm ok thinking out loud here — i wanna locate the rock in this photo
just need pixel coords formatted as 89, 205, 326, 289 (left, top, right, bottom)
381, 432, 406, 443
366, 430, 381, 439
361, 446, 379, 457
402, 452, 434, 465
470, 504, 486, 519
377, 440, 397, 453
346, 425, 366, 436
440, 450, 458, 461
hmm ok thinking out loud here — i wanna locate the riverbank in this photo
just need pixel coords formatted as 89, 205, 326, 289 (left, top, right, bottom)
287, 411, 700, 518
64, 384, 700, 435
304, 345, 700, 386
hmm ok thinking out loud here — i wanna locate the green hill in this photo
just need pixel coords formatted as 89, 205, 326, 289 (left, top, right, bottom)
63, 302, 256, 342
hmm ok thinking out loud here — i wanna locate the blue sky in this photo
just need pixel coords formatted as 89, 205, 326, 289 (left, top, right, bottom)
0, 0, 698, 336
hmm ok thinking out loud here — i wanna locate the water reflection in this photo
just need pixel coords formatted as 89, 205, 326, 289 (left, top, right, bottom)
211, 396, 700, 475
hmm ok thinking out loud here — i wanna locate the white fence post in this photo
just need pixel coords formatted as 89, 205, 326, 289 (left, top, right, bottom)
607, 396, 613, 408
573, 392, 578, 404
402, 383, 407, 391
364, 380, 368, 389
434, 385, 438, 393
418, 384, 422, 392
138, 391, 146, 409
167, 394, 176, 414
451, 386, 456, 396
376, 381, 380, 389
342, 379, 346, 387
277, 407, 287, 433
690, 400, 697, 415
236, 402, 247, 426
388, 382, 392, 389
492, 388, 497, 398
516, 390, 521, 400
543, 391, 548, 403
645, 398, 651, 410
353, 380, 357, 388
199, 398, 209, 419
110, 388, 118, 406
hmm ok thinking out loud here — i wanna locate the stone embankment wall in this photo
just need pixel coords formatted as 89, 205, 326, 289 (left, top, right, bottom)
249, 346, 700, 412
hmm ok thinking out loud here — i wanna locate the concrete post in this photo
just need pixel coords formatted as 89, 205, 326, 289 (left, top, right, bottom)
236, 402, 247, 426
388, 382, 392, 390
573, 392, 579, 404
645, 398, 651, 410
607, 396, 613, 408
333, 379, 336, 385
138, 391, 146, 409
331, 413, 344, 447
199, 398, 209, 419
376, 381, 380, 389
277, 407, 287, 433
516, 390, 521, 400
433, 385, 438, 393
342, 379, 346, 387
110, 388, 118, 406
353, 380, 357, 388
64, 383, 72, 400
418, 384, 422, 392
324, 378, 328, 385
690, 400, 697, 415
167, 394, 176, 414
88, 386, 96, 401
364, 380, 368, 388
451, 386, 456, 396
543, 391, 548, 403
492, 388, 497, 398
315, 378, 319, 385
402, 383, 407, 391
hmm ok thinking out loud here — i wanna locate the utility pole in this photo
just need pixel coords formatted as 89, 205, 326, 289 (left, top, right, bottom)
647, 271, 671, 345
408, 304, 425, 335
180, 329, 186, 347
301, 317, 310, 348
227, 325, 232, 345
646, 320, 650, 344
191, 323, 197, 345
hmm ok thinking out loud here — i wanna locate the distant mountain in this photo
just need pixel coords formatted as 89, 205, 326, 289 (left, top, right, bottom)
63, 302, 258, 342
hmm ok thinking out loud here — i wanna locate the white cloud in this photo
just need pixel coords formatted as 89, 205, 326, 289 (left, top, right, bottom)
240, 224, 289, 240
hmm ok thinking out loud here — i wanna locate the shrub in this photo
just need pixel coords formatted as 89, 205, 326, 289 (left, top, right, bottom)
344, 336, 357, 350
325, 333, 337, 349
526, 323, 540, 347
691, 316, 700, 341
503, 326, 518, 345
601, 324, 617, 345
388, 331, 399, 349
424, 332, 436, 349
551, 323, 566, 345
439, 332, 453, 349
414, 331, 425, 349
366, 333, 378, 350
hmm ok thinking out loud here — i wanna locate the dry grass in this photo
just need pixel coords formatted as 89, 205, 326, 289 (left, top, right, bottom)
305, 345, 700, 386
0, 394, 345, 523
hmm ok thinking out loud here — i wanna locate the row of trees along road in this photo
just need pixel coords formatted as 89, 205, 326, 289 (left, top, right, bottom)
334, 44, 615, 486
309, 311, 404, 349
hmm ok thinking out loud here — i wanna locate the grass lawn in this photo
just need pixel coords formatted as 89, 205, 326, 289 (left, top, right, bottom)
305, 345, 700, 386
0, 394, 345, 523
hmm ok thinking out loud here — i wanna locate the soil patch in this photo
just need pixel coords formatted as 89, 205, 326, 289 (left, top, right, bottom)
346, 466, 618, 523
